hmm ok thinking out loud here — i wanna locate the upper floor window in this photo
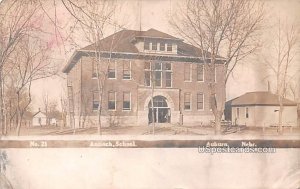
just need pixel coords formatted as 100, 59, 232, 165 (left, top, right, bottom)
108, 91, 116, 110
197, 93, 204, 110
184, 63, 191, 81
160, 42, 165, 51
165, 63, 172, 88
123, 61, 131, 80
92, 59, 98, 78
144, 61, 151, 70
165, 62, 171, 71
213, 67, 216, 82
144, 62, 172, 88
197, 64, 204, 82
144, 40, 150, 50
108, 61, 116, 79
123, 92, 131, 111
144, 62, 151, 87
167, 43, 172, 52
184, 93, 191, 110
92, 91, 99, 111
209, 66, 216, 83
154, 62, 162, 87
152, 42, 157, 51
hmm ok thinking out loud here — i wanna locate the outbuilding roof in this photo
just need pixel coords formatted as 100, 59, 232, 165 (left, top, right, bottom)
230, 91, 297, 106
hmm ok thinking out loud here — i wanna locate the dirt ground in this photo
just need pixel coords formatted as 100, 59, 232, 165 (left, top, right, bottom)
3, 125, 300, 137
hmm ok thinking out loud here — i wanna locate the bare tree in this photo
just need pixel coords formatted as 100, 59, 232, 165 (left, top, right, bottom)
262, 19, 299, 134
9, 37, 57, 135
170, 0, 264, 134
61, 0, 124, 134
0, 0, 45, 135
42, 91, 50, 125
60, 90, 68, 130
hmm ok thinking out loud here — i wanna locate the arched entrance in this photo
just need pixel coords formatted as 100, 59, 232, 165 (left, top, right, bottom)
148, 96, 171, 123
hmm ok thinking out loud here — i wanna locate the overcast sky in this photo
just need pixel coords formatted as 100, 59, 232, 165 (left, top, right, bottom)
30, 0, 300, 112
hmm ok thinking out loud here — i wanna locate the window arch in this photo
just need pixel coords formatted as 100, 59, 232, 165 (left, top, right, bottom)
148, 96, 168, 108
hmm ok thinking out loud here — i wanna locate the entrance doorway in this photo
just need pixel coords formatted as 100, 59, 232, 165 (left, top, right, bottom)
148, 96, 171, 123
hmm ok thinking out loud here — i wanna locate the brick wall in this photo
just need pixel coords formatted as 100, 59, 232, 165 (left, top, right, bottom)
67, 55, 225, 127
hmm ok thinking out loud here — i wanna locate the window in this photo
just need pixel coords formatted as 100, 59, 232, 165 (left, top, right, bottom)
167, 43, 172, 52
212, 67, 216, 82
184, 63, 191, 81
165, 63, 172, 88
197, 64, 204, 81
166, 72, 172, 88
152, 42, 157, 51
108, 61, 116, 79
149, 96, 168, 108
108, 91, 116, 110
92, 91, 99, 110
144, 62, 172, 88
144, 40, 150, 50
92, 59, 98, 78
165, 63, 171, 71
144, 62, 151, 70
145, 71, 151, 87
154, 63, 162, 87
209, 94, 216, 111
184, 93, 191, 110
197, 93, 204, 110
246, 107, 249, 118
144, 62, 151, 87
160, 42, 165, 51
237, 108, 240, 118
154, 70, 162, 87
154, 62, 162, 70
123, 61, 131, 80
123, 92, 131, 110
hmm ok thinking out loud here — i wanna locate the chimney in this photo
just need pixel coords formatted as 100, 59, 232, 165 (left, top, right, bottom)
267, 81, 271, 93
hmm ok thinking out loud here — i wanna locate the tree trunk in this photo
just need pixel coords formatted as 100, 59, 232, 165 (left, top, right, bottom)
16, 116, 22, 136
278, 96, 284, 135
151, 86, 155, 135
214, 112, 222, 135
0, 71, 3, 136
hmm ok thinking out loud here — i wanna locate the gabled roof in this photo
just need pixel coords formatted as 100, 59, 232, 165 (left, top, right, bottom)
230, 91, 297, 106
33, 111, 46, 117
63, 28, 224, 73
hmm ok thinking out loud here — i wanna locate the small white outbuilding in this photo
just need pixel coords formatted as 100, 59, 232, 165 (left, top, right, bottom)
227, 91, 298, 127
32, 111, 47, 127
